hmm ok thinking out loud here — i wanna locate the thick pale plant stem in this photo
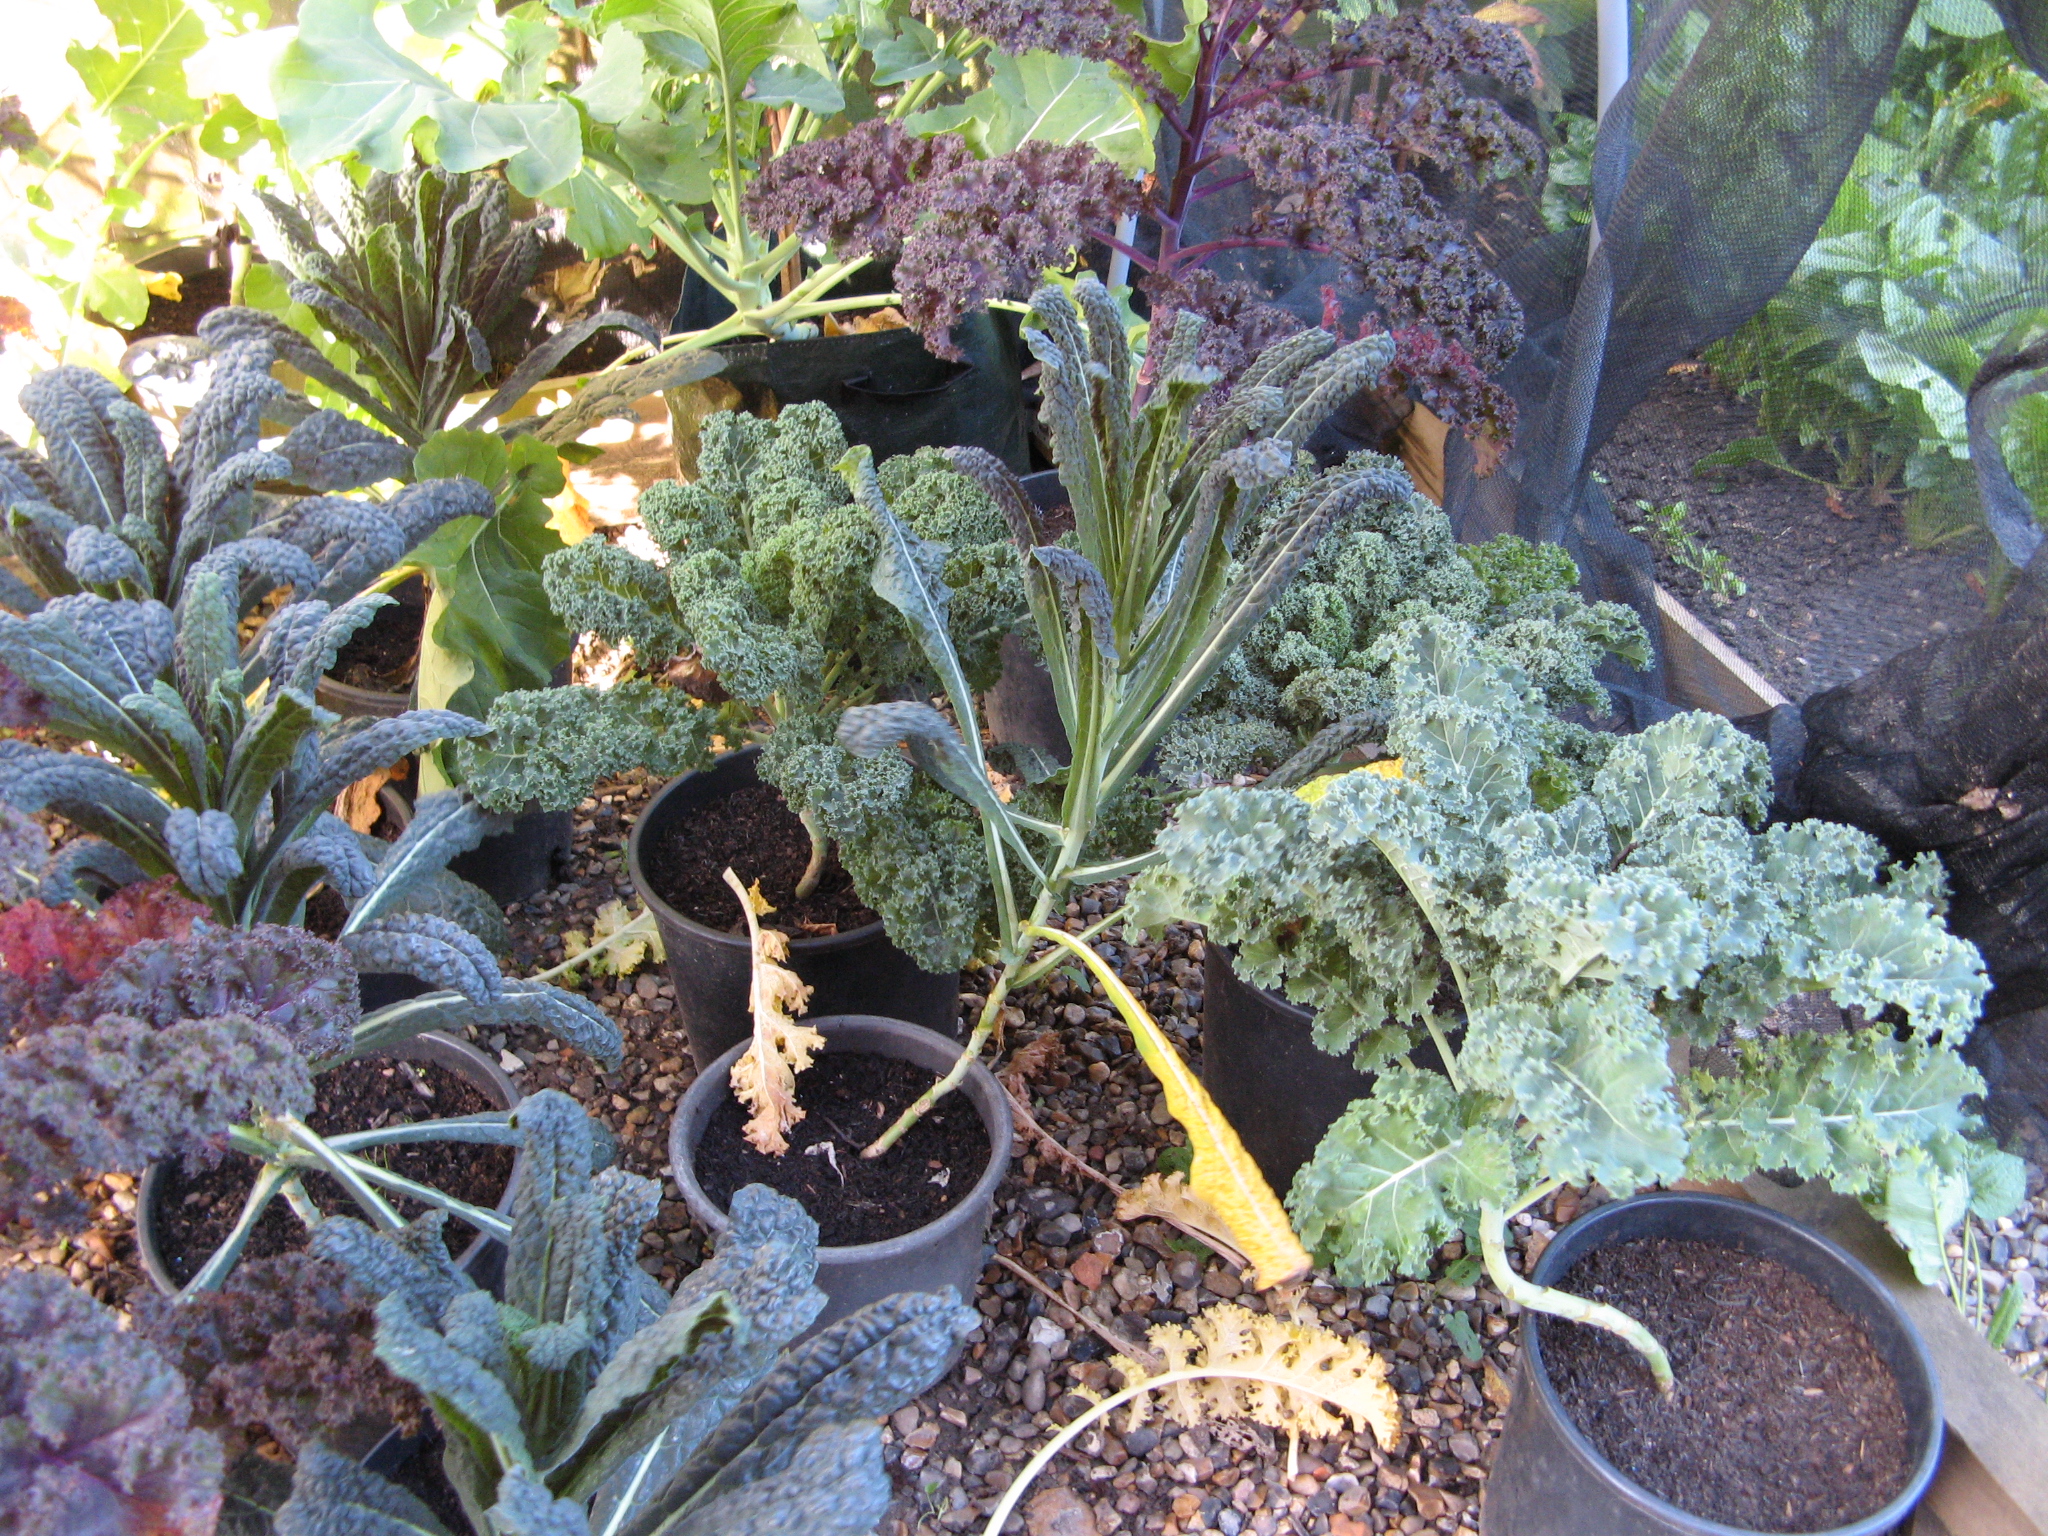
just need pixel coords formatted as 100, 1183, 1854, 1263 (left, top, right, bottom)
794, 808, 829, 902
1478, 1203, 1674, 1394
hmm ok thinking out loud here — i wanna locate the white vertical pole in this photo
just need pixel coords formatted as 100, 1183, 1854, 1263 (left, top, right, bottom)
1589, 0, 1630, 253
1597, 0, 1631, 119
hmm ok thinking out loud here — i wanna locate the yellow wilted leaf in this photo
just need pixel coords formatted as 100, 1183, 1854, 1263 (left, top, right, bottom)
1294, 757, 1403, 805
724, 868, 820, 1155
1115, 1173, 1246, 1270
141, 270, 184, 302
1027, 925, 1310, 1290
1110, 1303, 1400, 1452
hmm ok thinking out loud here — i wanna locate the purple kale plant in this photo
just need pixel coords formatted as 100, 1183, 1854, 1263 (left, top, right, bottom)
747, 0, 1537, 440
0, 1270, 223, 1536
135, 1252, 424, 1457
0, 1012, 314, 1229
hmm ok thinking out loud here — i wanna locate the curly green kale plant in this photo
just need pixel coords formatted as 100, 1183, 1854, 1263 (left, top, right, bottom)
0, 341, 485, 620
832, 276, 1412, 1157
1129, 615, 2023, 1388
0, 916, 621, 1291
459, 400, 1024, 972
0, 585, 500, 927
0, 1269, 223, 1536
1156, 517, 1648, 787
276, 1090, 977, 1536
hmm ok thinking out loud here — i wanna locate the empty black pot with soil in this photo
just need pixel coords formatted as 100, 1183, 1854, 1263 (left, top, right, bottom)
1481, 1191, 1942, 1536
1201, 943, 1385, 1193
136, 1031, 522, 1296
671, 1013, 1010, 1342
628, 747, 963, 1066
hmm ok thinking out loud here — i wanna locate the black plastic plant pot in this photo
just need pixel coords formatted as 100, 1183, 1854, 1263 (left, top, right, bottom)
1201, 943, 1379, 1193
447, 803, 574, 906
670, 1013, 1011, 1346
627, 748, 963, 1067
1481, 1191, 1943, 1536
135, 1031, 523, 1297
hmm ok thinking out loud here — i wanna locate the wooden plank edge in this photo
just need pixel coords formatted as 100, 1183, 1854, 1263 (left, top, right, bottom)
1655, 583, 1788, 717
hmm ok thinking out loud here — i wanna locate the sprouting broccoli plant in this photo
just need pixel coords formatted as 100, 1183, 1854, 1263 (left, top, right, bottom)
276, 1090, 977, 1536
0, 341, 488, 619
0, 1269, 224, 1536
0, 584, 504, 930
458, 401, 1024, 972
1157, 511, 1650, 786
0, 911, 621, 1284
136, 1252, 424, 1459
1128, 614, 2023, 1388
232, 165, 661, 449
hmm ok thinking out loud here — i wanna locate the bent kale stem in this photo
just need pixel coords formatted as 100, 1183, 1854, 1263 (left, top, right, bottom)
1478, 1200, 1674, 1395
794, 805, 830, 901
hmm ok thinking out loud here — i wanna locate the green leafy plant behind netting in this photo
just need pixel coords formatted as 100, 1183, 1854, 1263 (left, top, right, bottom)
1701, 5, 2048, 551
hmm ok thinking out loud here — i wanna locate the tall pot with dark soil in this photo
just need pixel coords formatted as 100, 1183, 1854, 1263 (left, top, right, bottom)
1201, 943, 1380, 1194
628, 748, 963, 1065
136, 1032, 521, 1297
1482, 1192, 1942, 1536
669, 1013, 1011, 1342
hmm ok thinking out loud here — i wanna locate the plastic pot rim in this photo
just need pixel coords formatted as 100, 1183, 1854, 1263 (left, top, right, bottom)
1517, 1189, 1943, 1536
668, 1012, 1013, 1263
135, 1030, 524, 1296
627, 747, 899, 960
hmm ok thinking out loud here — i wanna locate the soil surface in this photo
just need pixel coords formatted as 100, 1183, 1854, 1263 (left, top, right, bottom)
331, 576, 427, 693
151, 1056, 513, 1285
694, 1051, 989, 1247
637, 781, 881, 936
1540, 1236, 1912, 1532
1593, 366, 1990, 700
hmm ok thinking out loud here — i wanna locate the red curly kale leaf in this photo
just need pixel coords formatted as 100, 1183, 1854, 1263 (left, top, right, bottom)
749, 125, 1138, 359
0, 1013, 314, 1229
0, 877, 206, 988
136, 1252, 424, 1456
0, 1269, 223, 1536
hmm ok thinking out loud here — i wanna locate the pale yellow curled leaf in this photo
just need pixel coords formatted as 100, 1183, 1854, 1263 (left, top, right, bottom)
590, 898, 652, 974
1027, 926, 1310, 1289
724, 868, 819, 1156
1114, 1174, 1246, 1271
1110, 1304, 1400, 1451
1294, 757, 1404, 805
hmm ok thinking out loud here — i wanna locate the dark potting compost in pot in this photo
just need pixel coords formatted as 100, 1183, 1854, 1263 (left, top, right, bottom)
152, 1056, 514, 1285
637, 782, 879, 935
1538, 1236, 1912, 1532
694, 1052, 988, 1246
330, 575, 427, 692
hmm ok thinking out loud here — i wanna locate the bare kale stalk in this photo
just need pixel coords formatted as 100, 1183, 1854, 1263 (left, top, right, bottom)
747, 0, 1537, 435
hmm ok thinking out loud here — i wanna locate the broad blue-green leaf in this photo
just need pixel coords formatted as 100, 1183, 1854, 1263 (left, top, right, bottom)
67, 0, 207, 149
275, 0, 582, 191
910, 49, 1153, 173
747, 60, 844, 112
576, 26, 650, 122
1290, 1067, 1520, 1286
